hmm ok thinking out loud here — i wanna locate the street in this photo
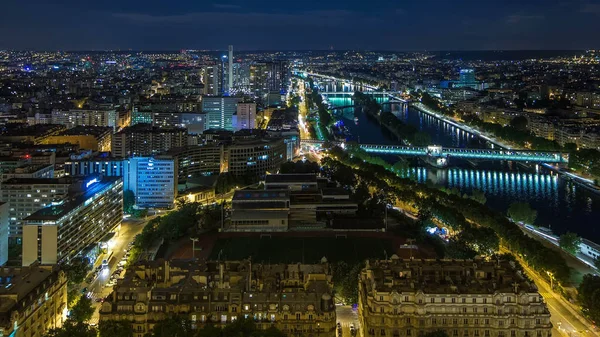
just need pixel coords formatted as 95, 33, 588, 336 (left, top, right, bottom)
336, 305, 360, 337
86, 218, 150, 324
502, 248, 596, 337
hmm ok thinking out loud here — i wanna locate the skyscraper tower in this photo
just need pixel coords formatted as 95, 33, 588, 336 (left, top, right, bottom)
228, 45, 233, 93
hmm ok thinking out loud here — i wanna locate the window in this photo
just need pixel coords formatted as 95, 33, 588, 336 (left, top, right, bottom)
452, 298, 456, 303
380, 307, 384, 313
404, 296, 409, 302
431, 298, 435, 303
511, 331, 516, 337
464, 319, 468, 325
379, 296, 384, 301
462, 298, 466, 303
407, 329, 411, 336
472, 298, 476, 303
296, 313, 301, 320
381, 330, 386, 336
475, 331, 480, 337
442, 298, 445, 303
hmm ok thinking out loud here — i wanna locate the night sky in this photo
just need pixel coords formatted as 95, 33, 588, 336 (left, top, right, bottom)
2, 0, 600, 51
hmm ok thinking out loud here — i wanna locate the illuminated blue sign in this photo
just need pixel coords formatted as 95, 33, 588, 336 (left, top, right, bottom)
86, 178, 98, 188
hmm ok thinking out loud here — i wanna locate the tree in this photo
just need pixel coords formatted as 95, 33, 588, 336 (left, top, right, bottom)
578, 274, 600, 323
69, 295, 95, 323
559, 232, 582, 255
510, 116, 528, 131
61, 257, 91, 285
507, 202, 537, 225
469, 189, 487, 204
44, 321, 96, 337
458, 227, 499, 256
99, 320, 133, 337
123, 189, 135, 214
147, 316, 194, 337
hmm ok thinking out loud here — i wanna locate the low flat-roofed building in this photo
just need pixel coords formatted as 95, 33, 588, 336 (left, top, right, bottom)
229, 176, 357, 231
100, 259, 335, 337
0, 164, 54, 182
0, 263, 68, 337
359, 259, 552, 337
40, 126, 113, 151
264, 174, 318, 191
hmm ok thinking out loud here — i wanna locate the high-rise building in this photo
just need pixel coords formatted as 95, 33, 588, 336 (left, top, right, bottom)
358, 259, 553, 337
0, 202, 8, 265
123, 156, 177, 209
249, 61, 290, 96
0, 264, 68, 337
202, 65, 221, 96
111, 124, 187, 157
22, 176, 123, 265
228, 45, 233, 93
0, 178, 71, 241
202, 97, 241, 131
234, 102, 257, 131
100, 259, 336, 337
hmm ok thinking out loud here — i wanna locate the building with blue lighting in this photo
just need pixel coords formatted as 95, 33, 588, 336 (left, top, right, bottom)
21, 176, 123, 265
123, 156, 177, 209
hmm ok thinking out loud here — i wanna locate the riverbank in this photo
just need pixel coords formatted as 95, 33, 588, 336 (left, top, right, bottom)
411, 101, 600, 195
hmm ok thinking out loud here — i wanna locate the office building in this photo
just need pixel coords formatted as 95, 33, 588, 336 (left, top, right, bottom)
202, 65, 221, 96
226, 138, 286, 179
358, 259, 552, 337
112, 124, 187, 157
167, 145, 224, 182
0, 178, 71, 240
202, 97, 241, 131
123, 157, 177, 209
131, 111, 205, 134
64, 155, 177, 209
234, 102, 257, 131
22, 176, 123, 265
457, 69, 478, 90
40, 126, 113, 151
0, 202, 8, 265
0, 156, 31, 174
228, 45, 233, 92
100, 259, 335, 337
249, 61, 290, 96
0, 264, 68, 337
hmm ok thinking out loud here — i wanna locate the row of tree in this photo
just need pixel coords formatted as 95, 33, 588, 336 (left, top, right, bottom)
323, 146, 571, 283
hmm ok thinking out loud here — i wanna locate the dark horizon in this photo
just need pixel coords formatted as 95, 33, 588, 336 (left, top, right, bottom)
2, 0, 600, 51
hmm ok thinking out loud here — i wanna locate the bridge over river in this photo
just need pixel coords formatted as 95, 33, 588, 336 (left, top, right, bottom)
300, 140, 568, 164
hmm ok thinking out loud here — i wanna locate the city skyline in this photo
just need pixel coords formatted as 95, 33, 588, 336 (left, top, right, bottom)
2, 0, 600, 51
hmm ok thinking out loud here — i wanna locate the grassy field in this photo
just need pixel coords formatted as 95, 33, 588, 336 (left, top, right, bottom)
208, 236, 395, 264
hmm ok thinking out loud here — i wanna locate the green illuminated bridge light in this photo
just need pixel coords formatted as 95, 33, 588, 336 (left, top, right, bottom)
299, 140, 568, 164
358, 144, 569, 163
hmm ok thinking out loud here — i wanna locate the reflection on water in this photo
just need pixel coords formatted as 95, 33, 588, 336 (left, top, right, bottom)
326, 94, 600, 241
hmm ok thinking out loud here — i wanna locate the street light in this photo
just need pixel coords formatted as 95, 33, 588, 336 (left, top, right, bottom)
546, 271, 554, 290
190, 238, 199, 259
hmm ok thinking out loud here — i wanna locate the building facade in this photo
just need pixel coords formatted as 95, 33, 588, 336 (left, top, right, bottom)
112, 124, 187, 157
123, 157, 177, 209
100, 259, 335, 337
21, 176, 123, 265
0, 202, 8, 265
51, 109, 118, 129
167, 145, 224, 182
358, 259, 552, 337
0, 178, 71, 241
0, 264, 68, 337
202, 97, 241, 131
235, 102, 257, 131
226, 138, 286, 179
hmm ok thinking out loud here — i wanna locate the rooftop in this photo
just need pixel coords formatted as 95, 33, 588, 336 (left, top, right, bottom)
23, 176, 121, 221
58, 126, 113, 137
265, 174, 318, 184
233, 189, 289, 201
362, 259, 537, 295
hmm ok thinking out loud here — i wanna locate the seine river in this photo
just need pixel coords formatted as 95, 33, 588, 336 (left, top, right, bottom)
327, 96, 600, 243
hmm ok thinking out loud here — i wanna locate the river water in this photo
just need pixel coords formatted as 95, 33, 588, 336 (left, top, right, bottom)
326, 96, 600, 243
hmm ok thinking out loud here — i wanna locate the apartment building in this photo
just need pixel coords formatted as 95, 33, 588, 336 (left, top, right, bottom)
226, 138, 286, 179
0, 264, 68, 337
112, 124, 187, 157
359, 259, 552, 337
100, 259, 335, 337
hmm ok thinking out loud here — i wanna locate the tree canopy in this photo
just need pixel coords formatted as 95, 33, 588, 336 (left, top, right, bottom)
559, 232, 582, 255
507, 202, 537, 225
99, 320, 133, 337
69, 295, 95, 323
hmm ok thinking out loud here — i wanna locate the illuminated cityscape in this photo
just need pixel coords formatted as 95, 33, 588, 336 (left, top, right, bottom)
1, 1, 600, 337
